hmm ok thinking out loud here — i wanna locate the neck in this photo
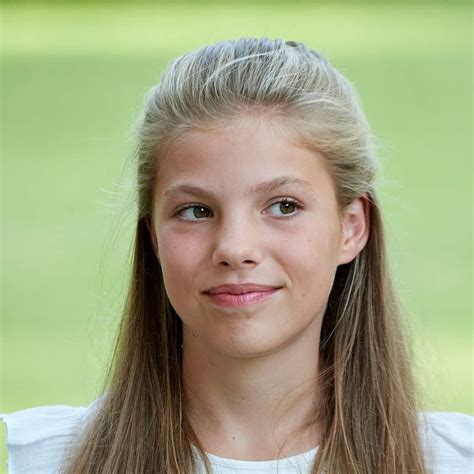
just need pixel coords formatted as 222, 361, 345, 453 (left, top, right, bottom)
182, 316, 324, 461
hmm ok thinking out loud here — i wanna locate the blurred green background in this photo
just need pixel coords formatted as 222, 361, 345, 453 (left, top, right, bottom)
1, 1, 472, 470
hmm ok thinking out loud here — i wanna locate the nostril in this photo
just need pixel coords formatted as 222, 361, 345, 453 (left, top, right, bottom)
211, 243, 262, 269
217, 259, 256, 268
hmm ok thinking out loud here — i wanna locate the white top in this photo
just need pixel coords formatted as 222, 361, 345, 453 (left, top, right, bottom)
1, 399, 473, 473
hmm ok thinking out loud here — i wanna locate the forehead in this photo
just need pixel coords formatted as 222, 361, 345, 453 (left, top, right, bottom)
154, 119, 334, 198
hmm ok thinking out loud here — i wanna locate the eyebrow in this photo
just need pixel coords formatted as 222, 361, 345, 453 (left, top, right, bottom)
163, 176, 314, 201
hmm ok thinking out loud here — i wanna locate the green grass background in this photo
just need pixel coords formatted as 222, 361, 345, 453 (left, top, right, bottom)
1, 2, 472, 470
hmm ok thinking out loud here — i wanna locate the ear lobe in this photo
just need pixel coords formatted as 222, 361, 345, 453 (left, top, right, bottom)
337, 195, 370, 266
145, 215, 160, 261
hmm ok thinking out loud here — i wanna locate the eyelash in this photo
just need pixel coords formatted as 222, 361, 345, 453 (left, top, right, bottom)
173, 198, 304, 223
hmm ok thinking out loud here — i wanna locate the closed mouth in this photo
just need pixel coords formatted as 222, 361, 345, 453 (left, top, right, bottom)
204, 287, 281, 307
204, 284, 282, 296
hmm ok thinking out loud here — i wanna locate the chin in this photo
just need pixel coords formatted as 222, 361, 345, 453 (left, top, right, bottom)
214, 332, 288, 359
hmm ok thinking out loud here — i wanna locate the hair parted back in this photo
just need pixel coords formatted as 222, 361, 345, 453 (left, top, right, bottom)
62, 37, 426, 473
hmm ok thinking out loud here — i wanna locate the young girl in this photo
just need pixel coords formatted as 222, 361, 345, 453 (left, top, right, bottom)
1, 38, 472, 474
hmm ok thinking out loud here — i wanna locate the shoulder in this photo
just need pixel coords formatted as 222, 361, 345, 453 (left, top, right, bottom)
1, 397, 103, 474
418, 411, 474, 473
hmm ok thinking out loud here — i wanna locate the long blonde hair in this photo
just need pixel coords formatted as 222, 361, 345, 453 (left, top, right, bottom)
62, 37, 427, 473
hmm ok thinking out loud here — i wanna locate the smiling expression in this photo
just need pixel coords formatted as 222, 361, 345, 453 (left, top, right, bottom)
149, 118, 347, 357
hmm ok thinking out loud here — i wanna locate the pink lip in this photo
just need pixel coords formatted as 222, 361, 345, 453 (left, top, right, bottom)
204, 288, 280, 307
205, 283, 281, 295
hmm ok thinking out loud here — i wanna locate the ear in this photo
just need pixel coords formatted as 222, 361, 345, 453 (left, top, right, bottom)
337, 194, 370, 266
145, 215, 160, 262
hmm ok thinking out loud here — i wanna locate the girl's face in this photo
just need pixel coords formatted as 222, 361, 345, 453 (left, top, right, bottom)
150, 119, 359, 357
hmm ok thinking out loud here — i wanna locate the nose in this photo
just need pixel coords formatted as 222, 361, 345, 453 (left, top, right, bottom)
211, 215, 263, 269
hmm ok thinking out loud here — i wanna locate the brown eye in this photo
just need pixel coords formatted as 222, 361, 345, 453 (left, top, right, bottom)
192, 206, 211, 218
279, 201, 296, 214
177, 205, 212, 221
267, 199, 301, 217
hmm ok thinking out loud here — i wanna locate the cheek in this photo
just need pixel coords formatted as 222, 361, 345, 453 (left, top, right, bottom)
157, 229, 202, 298
278, 218, 340, 294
